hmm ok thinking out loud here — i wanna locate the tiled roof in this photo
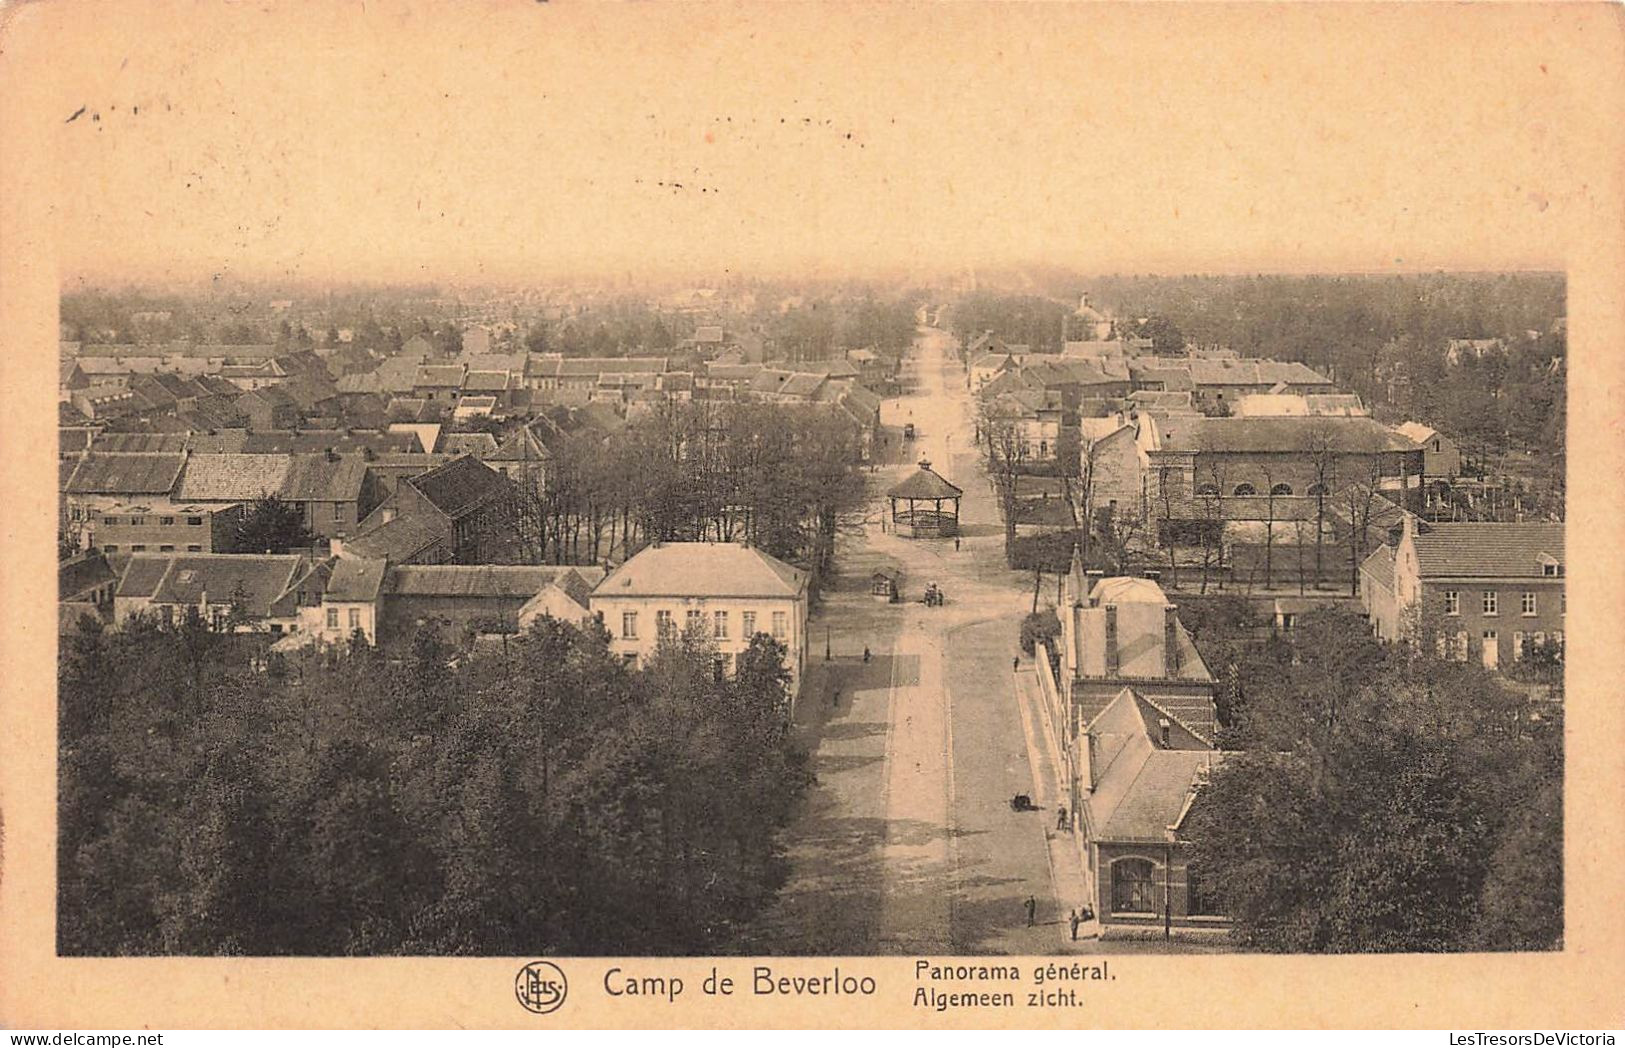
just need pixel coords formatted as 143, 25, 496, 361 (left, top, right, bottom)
407, 455, 507, 518
593, 542, 806, 599
414, 364, 467, 388
325, 555, 388, 602
138, 554, 306, 616
65, 453, 186, 495
346, 513, 447, 561
386, 564, 593, 598
778, 372, 827, 398
1157, 416, 1417, 454
1087, 576, 1168, 606
1395, 421, 1439, 444
279, 454, 368, 502
438, 432, 500, 457
60, 551, 118, 600
1411, 522, 1564, 578
461, 370, 511, 392
888, 462, 963, 500
176, 454, 292, 501
114, 556, 173, 598
88, 432, 191, 453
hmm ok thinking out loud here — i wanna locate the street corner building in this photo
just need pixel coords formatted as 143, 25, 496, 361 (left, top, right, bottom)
588, 541, 810, 706
1028, 555, 1232, 938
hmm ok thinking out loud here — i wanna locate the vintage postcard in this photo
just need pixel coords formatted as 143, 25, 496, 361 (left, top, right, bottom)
2, 0, 1623, 1031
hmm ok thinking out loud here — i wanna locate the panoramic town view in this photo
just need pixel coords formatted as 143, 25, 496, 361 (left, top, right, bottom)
56, 271, 1565, 956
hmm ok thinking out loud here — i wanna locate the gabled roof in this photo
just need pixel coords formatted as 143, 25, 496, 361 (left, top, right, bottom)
60, 550, 118, 601
65, 453, 186, 495
279, 454, 368, 502
1086, 576, 1168, 606
118, 553, 307, 617
887, 460, 963, 500
346, 513, 447, 561
325, 555, 388, 603
1410, 523, 1564, 579
1395, 421, 1440, 444
413, 364, 467, 388
593, 542, 806, 599
406, 455, 508, 518
461, 370, 511, 392
1083, 687, 1224, 844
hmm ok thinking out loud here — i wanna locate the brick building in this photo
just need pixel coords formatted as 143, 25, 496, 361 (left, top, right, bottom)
1361, 518, 1565, 669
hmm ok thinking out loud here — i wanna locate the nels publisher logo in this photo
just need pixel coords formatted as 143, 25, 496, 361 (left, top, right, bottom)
515, 960, 569, 1015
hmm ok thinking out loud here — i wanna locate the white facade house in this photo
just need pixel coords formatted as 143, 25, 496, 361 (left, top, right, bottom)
589, 541, 810, 704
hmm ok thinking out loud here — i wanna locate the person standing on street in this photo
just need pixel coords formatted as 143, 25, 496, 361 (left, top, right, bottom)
1056, 806, 1068, 831
1012, 654, 1020, 673
1070, 909, 1082, 941
1025, 895, 1037, 928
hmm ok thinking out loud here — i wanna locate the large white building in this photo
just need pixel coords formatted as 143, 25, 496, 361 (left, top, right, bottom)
590, 541, 810, 702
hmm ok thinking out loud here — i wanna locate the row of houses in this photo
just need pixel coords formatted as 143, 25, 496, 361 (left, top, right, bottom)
62, 539, 814, 702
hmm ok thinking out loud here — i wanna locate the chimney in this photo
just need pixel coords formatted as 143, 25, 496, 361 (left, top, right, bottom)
1164, 604, 1181, 676
1103, 603, 1119, 677
1158, 717, 1171, 748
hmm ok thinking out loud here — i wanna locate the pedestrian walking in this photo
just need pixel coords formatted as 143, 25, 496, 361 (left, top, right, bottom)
1012, 654, 1020, 673
954, 535, 961, 551
863, 646, 872, 663
1024, 895, 1037, 928
1056, 806, 1068, 831
830, 687, 839, 709
1070, 909, 1082, 941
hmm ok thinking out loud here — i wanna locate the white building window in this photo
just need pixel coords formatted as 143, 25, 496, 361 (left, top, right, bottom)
713, 610, 729, 640
742, 611, 757, 637
1513, 631, 1524, 660
326, 608, 339, 629
656, 609, 673, 632
348, 607, 360, 629
1481, 590, 1498, 616
1521, 591, 1537, 616
621, 611, 638, 639
772, 611, 788, 640
1443, 590, 1459, 616
686, 609, 704, 632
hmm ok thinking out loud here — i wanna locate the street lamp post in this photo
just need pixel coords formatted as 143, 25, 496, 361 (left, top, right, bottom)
825, 624, 831, 661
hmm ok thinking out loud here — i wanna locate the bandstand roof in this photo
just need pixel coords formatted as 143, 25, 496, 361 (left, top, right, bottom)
888, 460, 963, 501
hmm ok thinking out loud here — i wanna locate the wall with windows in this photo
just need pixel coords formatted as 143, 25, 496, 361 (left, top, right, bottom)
88, 503, 245, 554
1092, 842, 1230, 937
1420, 578, 1565, 668
592, 593, 808, 700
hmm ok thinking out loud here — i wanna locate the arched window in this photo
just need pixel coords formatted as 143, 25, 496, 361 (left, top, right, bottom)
1306, 483, 1329, 496
1111, 857, 1157, 914
1232, 483, 1256, 496
1270, 483, 1294, 496
1195, 482, 1220, 496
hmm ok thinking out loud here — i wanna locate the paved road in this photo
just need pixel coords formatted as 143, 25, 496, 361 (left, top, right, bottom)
743, 328, 1101, 955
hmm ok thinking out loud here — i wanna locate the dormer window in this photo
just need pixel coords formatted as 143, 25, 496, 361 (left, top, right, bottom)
1538, 554, 1561, 577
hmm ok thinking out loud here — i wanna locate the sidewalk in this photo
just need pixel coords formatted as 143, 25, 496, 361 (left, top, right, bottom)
1011, 663, 1101, 946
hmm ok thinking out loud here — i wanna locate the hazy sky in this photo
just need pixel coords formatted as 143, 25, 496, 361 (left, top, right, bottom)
30, 1, 1604, 284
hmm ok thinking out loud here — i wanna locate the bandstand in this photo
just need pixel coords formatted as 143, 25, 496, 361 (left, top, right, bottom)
887, 459, 963, 538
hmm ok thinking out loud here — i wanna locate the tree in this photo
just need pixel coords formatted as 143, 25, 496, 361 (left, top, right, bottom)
234, 495, 317, 554
1185, 608, 1562, 953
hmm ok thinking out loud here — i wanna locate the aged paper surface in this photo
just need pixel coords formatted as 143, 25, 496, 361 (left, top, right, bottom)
2, 0, 1623, 1029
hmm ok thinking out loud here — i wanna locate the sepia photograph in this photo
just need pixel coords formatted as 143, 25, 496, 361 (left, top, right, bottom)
3, 0, 1623, 1032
